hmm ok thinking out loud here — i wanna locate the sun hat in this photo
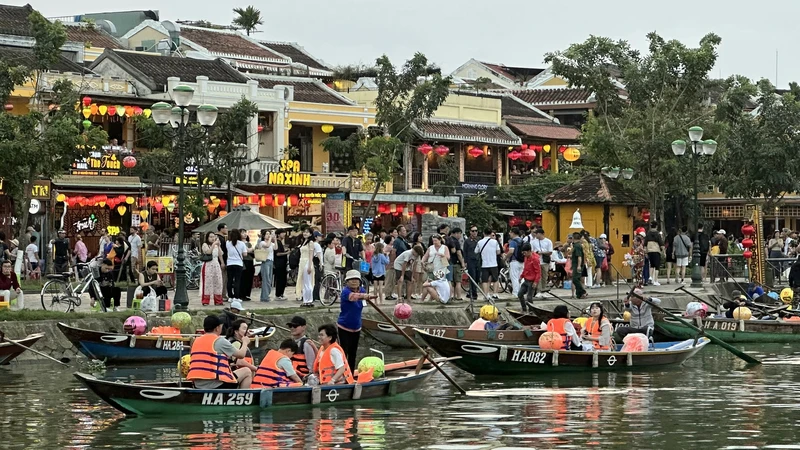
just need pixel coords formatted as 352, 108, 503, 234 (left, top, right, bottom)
230, 300, 245, 311
599, 233, 607, 239
345, 269, 361, 282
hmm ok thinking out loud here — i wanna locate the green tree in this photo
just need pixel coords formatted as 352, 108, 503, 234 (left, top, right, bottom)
495, 172, 579, 211
717, 79, 800, 208
232, 6, 263, 36
459, 196, 502, 232
323, 53, 451, 217
0, 11, 108, 231
544, 32, 727, 225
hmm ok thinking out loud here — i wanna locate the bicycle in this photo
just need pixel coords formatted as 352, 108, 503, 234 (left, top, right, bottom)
184, 250, 202, 290
319, 259, 370, 307
41, 261, 107, 313
461, 267, 511, 294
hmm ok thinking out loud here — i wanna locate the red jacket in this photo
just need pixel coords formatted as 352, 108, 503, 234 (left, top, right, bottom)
521, 253, 541, 282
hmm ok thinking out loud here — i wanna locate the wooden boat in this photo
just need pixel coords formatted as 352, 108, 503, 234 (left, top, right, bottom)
75, 358, 443, 416
416, 329, 709, 375
362, 318, 542, 349
655, 313, 800, 343
57, 322, 273, 364
0, 333, 45, 365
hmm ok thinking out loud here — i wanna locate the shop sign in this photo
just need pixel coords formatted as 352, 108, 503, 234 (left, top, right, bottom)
0, 179, 51, 199
29, 199, 41, 215
324, 193, 345, 233
268, 160, 311, 186
107, 225, 121, 236
175, 161, 213, 186
302, 193, 327, 204
73, 214, 98, 233
456, 182, 495, 195
71, 152, 120, 176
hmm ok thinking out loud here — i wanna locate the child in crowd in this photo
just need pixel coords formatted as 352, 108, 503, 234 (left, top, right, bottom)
370, 242, 389, 304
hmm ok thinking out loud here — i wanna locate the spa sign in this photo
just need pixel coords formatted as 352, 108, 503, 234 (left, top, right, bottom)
268, 160, 311, 186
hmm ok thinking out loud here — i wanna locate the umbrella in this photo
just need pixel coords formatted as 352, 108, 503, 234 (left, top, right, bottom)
193, 207, 292, 234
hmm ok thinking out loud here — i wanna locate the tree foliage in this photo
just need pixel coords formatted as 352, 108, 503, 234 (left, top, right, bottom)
544, 32, 727, 225
459, 196, 502, 232
495, 172, 579, 211
232, 6, 263, 36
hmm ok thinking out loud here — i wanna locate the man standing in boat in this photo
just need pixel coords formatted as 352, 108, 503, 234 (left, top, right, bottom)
287, 315, 318, 379
616, 288, 661, 341
187, 315, 253, 389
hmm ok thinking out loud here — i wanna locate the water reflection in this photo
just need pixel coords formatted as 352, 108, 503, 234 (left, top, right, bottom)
2, 345, 800, 448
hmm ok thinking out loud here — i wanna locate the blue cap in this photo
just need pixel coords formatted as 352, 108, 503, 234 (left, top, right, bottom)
313, 231, 322, 237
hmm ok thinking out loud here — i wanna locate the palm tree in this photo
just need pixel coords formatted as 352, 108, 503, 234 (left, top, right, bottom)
232, 6, 263, 36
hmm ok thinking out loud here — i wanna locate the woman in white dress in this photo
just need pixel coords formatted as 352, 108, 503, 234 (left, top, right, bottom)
295, 229, 316, 306
200, 232, 224, 305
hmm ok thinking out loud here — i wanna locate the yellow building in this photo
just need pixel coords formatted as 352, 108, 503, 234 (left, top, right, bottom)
542, 174, 647, 278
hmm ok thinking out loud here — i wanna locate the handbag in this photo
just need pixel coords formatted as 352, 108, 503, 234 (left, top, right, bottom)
254, 248, 269, 262
601, 257, 609, 272
200, 253, 213, 262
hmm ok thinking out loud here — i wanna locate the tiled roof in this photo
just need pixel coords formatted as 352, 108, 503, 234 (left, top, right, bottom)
479, 62, 544, 83
413, 119, 521, 146
0, 4, 33, 37
546, 174, 646, 205
255, 78, 350, 105
91, 50, 247, 90
260, 41, 330, 71
180, 27, 286, 61
0, 45, 87, 73
505, 117, 580, 142
512, 88, 594, 106
64, 25, 122, 49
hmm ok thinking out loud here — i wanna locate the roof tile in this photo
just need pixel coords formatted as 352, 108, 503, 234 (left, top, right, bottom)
181, 27, 286, 61
256, 78, 348, 105
64, 25, 122, 49
0, 4, 33, 37
0, 45, 87, 73
512, 88, 593, 106
260, 41, 329, 71
546, 174, 646, 205
413, 119, 521, 146
506, 118, 580, 142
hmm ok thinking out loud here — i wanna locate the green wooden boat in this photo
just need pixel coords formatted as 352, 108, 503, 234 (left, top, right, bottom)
655, 314, 800, 343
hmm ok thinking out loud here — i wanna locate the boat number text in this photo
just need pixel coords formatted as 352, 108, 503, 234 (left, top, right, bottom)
702, 321, 741, 331
420, 328, 446, 337
510, 350, 546, 364
161, 341, 184, 351
201, 392, 254, 406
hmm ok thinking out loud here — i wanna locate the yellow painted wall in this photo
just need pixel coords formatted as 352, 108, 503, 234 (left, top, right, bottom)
341, 90, 501, 125
312, 125, 328, 172
542, 77, 568, 87
126, 27, 168, 50
7, 97, 31, 115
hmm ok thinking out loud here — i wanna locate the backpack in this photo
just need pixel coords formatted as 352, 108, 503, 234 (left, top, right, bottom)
288, 247, 301, 269
511, 237, 525, 263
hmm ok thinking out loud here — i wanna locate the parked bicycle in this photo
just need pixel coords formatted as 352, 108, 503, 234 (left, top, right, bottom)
461, 267, 511, 294
41, 260, 107, 313
319, 259, 370, 307
184, 250, 202, 290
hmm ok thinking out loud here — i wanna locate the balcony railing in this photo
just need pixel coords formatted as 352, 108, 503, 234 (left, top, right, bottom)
465, 171, 497, 184
411, 169, 423, 189
429, 169, 447, 187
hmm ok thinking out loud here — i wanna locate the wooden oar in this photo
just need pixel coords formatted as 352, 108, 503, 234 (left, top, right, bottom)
364, 298, 466, 395
628, 288, 761, 365
462, 271, 527, 331
675, 286, 724, 313
544, 291, 587, 315
0, 331, 70, 366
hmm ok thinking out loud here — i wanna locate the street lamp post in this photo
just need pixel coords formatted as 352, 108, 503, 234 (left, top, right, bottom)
601, 166, 634, 180
671, 127, 718, 288
151, 86, 218, 310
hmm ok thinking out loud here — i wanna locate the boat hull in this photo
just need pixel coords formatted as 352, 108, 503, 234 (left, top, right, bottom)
57, 322, 269, 363
0, 333, 45, 365
655, 315, 800, 343
362, 318, 542, 349
75, 359, 439, 416
416, 329, 709, 375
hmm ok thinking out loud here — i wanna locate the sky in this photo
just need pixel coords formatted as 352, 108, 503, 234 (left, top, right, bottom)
16, 0, 799, 87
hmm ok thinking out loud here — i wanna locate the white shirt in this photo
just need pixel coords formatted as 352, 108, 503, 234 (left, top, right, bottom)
431, 278, 451, 301
394, 249, 416, 271
329, 346, 344, 369
475, 237, 500, 268
128, 234, 142, 258
25, 244, 38, 263
225, 241, 247, 267
313, 242, 323, 260
258, 239, 276, 261
531, 237, 553, 256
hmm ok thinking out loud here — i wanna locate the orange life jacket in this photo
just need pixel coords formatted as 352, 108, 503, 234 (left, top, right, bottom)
291, 337, 316, 377
186, 334, 237, 383
584, 317, 611, 350
252, 349, 300, 388
313, 342, 355, 384
546, 318, 571, 350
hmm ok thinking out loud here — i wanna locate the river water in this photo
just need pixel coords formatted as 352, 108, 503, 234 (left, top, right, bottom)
2, 344, 800, 449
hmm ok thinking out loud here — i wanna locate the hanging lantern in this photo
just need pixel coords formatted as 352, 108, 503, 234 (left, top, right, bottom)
743, 250, 753, 259
166, 203, 175, 213
434, 145, 449, 157
154, 202, 163, 213
125, 196, 135, 205
508, 150, 522, 161
82, 120, 92, 130
558, 145, 567, 154
107, 105, 116, 116
417, 143, 433, 155
139, 210, 149, 220
133, 106, 143, 116
82, 108, 91, 119
542, 156, 551, 170
563, 147, 581, 162
219, 210, 228, 217
321, 124, 334, 134
123, 156, 137, 168
98, 105, 107, 115
90, 104, 98, 115
117, 205, 127, 215
642, 210, 651, 222
116, 106, 125, 117
207, 204, 217, 214
468, 146, 484, 158
390, 203, 397, 213
125, 106, 134, 117
4, 104, 13, 111
140, 222, 149, 232
741, 224, 755, 236
543, 144, 551, 152
257, 125, 264, 133
276, 194, 286, 206
56, 193, 66, 202
742, 238, 754, 249
520, 144, 528, 150
288, 194, 299, 207
219, 199, 228, 209
396, 204, 404, 213
143, 108, 151, 118
82, 97, 92, 107
520, 148, 536, 163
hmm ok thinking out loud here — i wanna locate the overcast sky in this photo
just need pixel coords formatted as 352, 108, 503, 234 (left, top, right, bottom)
20, 0, 798, 87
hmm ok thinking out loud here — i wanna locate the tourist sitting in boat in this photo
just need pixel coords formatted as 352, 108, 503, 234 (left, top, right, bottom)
581, 302, 612, 350
723, 295, 748, 319
615, 288, 660, 341
219, 300, 245, 336
138, 261, 168, 299
746, 283, 765, 300
547, 305, 582, 350
470, 305, 501, 330
0, 260, 22, 308
314, 324, 355, 385
421, 270, 450, 303
187, 315, 252, 389
226, 319, 257, 373
287, 315, 317, 379
251, 339, 304, 388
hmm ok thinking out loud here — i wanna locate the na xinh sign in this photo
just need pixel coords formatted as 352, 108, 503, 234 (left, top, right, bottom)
268, 160, 311, 186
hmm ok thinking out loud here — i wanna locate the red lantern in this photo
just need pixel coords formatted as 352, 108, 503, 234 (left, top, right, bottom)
219, 199, 228, 209
468, 147, 484, 158
520, 148, 536, 163
123, 156, 137, 168
417, 143, 433, 155
508, 150, 522, 161
520, 144, 528, 150
133, 106, 143, 116
525, 220, 533, 228
276, 194, 286, 206
542, 156, 551, 170
3, 104, 12, 111
558, 145, 567, 154
741, 224, 755, 236
434, 145, 449, 157
741, 238, 753, 249
154, 202, 163, 213
107, 105, 116, 116
396, 204, 404, 213
257, 125, 264, 133
743, 250, 753, 259
642, 210, 651, 222
288, 194, 299, 207
82, 96, 92, 107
